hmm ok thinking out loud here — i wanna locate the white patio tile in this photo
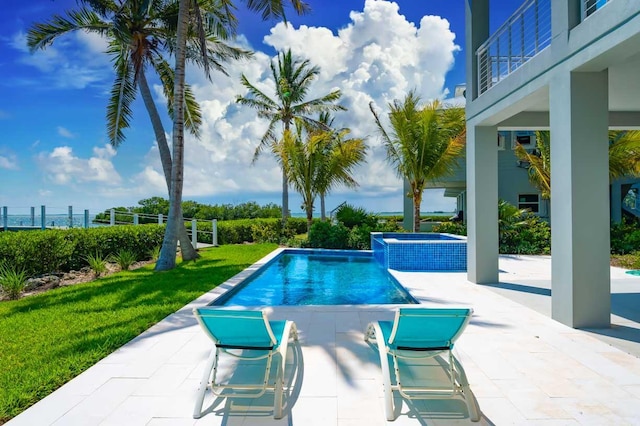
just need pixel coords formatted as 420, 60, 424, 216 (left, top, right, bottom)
51, 378, 145, 425
7, 255, 640, 426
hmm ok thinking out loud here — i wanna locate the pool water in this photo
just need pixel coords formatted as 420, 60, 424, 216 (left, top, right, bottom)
213, 251, 417, 306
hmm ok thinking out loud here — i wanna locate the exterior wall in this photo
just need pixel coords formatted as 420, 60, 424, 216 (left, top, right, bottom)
432, 130, 549, 218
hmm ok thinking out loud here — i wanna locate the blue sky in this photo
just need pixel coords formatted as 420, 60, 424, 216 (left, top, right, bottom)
0, 0, 518, 217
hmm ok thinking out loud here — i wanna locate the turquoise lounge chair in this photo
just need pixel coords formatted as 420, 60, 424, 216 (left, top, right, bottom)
192, 308, 298, 419
365, 307, 480, 421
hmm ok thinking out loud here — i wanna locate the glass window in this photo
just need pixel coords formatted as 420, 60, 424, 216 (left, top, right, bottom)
512, 131, 536, 149
497, 132, 506, 150
518, 194, 539, 213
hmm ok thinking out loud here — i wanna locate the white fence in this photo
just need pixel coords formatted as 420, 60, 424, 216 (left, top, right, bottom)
0, 206, 218, 248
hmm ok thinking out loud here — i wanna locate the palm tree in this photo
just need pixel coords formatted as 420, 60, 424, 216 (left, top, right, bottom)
236, 49, 345, 222
158, 0, 310, 270
314, 113, 367, 220
370, 91, 466, 232
275, 118, 366, 230
514, 130, 640, 200
27, 0, 248, 262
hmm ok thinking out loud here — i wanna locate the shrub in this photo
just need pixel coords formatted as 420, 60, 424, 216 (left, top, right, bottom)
111, 250, 137, 271
611, 219, 640, 255
335, 204, 377, 229
147, 246, 161, 261
0, 262, 27, 300
0, 225, 164, 278
195, 218, 307, 245
85, 252, 107, 278
0, 230, 75, 277
433, 222, 467, 236
306, 221, 350, 249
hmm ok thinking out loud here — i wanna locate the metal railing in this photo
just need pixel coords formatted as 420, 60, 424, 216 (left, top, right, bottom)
0, 206, 218, 247
582, 0, 611, 21
477, 0, 552, 95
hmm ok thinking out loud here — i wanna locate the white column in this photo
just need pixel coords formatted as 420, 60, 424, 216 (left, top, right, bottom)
110, 209, 115, 226
191, 219, 197, 249
610, 181, 622, 224
465, 0, 489, 100
550, 71, 610, 328
402, 179, 413, 231
466, 124, 499, 283
212, 219, 218, 246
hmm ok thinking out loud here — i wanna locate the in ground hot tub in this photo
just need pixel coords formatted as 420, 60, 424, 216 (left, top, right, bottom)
371, 232, 467, 271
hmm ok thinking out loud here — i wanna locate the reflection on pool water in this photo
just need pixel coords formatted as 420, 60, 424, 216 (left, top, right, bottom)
212, 250, 417, 306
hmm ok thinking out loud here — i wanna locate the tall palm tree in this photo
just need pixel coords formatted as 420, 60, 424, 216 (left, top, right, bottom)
370, 91, 466, 232
514, 130, 640, 200
314, 113, 367, 220
158, 0, 310, 270
236, 49, 345, 222
27, 0, 248, 262
275, 118, 366, 230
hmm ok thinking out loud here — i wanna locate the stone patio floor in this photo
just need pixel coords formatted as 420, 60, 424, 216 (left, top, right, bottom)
7, 254, 640, 425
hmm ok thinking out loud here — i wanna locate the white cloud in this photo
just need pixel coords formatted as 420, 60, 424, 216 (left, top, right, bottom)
0, 155, 19, 170
132, 0, 459, 212
11, 30, 112, 89
37, 144, 121, 185
57, 126, 75, 138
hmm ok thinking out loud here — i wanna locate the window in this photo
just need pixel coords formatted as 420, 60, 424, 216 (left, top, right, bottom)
518, 194, 540, 213
512, 131, 536, 150
497, 132, 507, 150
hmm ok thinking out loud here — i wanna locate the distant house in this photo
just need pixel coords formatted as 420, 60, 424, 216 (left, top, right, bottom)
424, 123, 640, 224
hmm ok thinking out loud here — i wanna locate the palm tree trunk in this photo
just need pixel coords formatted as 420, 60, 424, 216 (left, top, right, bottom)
139, 68, 198, 261
413, 190, 422, 233
282, 171, 289, 223
320, 193, 326, 220
156, 0, 189, 271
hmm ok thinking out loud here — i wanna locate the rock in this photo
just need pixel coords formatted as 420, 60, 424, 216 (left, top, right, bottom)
25, 278, 46, 291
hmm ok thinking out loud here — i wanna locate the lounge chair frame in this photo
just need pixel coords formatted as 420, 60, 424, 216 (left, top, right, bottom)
192, 308, 298, 419
365, 308, 481, 422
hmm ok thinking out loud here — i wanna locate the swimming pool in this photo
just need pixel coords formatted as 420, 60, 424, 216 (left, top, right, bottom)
211, 249, 417, 306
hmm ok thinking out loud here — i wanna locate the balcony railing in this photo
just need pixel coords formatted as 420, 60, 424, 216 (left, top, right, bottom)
582, 0, 610, 21
476, 0, 551, 95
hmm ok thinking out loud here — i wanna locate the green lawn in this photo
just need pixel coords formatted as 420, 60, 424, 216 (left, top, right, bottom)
0, 243, 277, 423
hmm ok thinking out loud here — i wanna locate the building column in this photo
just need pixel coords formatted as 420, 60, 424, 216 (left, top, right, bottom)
467, 124, 499, 283
465, 0, 489, 101
550, 71, 610, 328
402, 178, 413, 231
611, 181, 622, 224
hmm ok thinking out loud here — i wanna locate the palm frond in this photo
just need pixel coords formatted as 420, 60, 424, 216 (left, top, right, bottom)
27, 8, 110, 51
152, 56, 202, 137
107, 57, 136, 146
244, 0, 310, 22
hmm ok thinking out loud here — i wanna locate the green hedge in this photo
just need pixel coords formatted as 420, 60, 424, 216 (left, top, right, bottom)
0, 225, 165, 277
0, 218, 309, 278
191, 218, 307, 244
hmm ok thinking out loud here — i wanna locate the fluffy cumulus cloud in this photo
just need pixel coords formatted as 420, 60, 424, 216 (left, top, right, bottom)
135, 0, 459, 210
37, 144, 121, 186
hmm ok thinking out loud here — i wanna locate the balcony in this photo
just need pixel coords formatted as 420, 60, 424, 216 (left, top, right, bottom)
476, 0, 552, 96
476, 0, 613, 96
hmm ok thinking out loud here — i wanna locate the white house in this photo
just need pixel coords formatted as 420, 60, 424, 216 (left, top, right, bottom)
465, 0, 640, 329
